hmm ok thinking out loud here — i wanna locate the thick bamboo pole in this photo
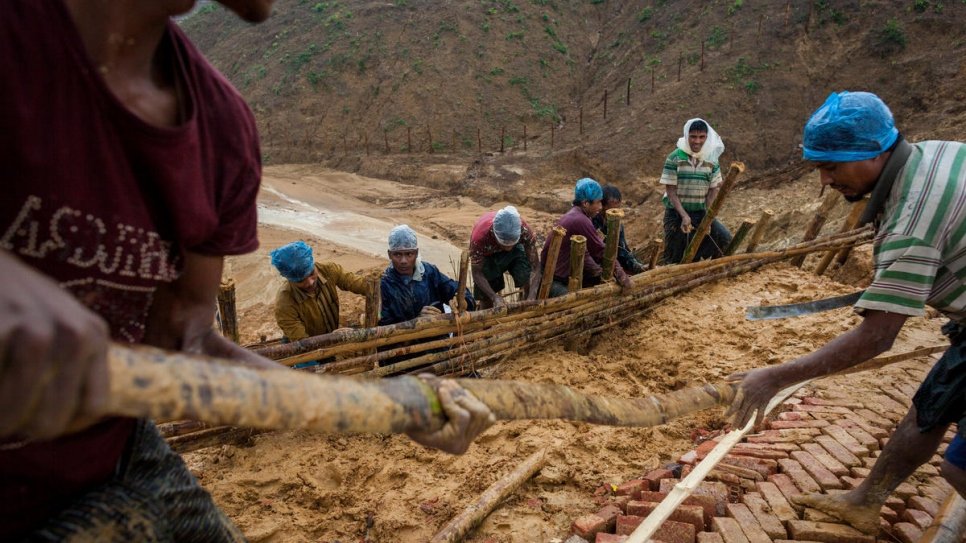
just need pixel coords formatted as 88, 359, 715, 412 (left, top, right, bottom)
216, 277, 240, 343
456, 250, 470, 313
918, 493, 966, 543
790, 191, 839, 267
157, 419, 208, 438
682, 162, 745, 264
745, 209, 773, 253
649, 238, 663, 269
814, 200, 868, 276
537, 226, 566, 299
723, 220, 754, 256
429, 450, 547, 543
601, 208, 624, 281
365, 273, 381, 328
568, 235, 587, 292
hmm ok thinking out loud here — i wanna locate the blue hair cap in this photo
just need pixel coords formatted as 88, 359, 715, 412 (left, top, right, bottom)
574, 178, 603, 202
270, 241, 315, 281
802, 91, 898, 162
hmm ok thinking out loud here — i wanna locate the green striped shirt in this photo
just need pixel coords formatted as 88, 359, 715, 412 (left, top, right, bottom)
660, 148, 723, 211
856, 140, 966, 321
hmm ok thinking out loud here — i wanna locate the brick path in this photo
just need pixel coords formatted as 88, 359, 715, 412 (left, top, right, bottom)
565, 355, 960, 543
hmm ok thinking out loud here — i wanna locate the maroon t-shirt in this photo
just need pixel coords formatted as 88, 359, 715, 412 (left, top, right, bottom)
0, 0, 261, 537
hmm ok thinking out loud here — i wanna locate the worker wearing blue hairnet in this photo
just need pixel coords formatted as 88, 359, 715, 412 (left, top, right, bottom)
468, 206, 542, 309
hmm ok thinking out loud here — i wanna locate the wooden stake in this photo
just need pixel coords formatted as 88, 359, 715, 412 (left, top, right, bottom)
579, 107, 583, 135
342, 133, 348, 155
523, 124, 527, 152
700, 40, 705, 71
427, 126, 434, 154
603, 89, 608, 119
568, 235, 587, 292
216, 277, 239, 343
814, 200, 867, 276
745, 209, 773, 253
384, 130, 390, 153
649, 237, 663, 269
790, 191, 839, 267
430, 450, 547, 543
677, 54, 682, 82
456, 250, 469, 313
626, 77, 631, 105
407, 126, 412, 153
477, 127, 482, 154
651, 68, 655, 93
723, 219, 754, 256
451, 129, 457, 153
682, 162, 745, 264
600, 208, 624, 281
550, 122, 555, 150
537, 226, 566, 300
168, 426, 263, 454
364, 132, 370, 156
500, 126, 505, 153
757, 14, 763, 44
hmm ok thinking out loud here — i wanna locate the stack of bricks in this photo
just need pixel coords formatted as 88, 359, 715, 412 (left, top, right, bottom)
564, 357, 958, 543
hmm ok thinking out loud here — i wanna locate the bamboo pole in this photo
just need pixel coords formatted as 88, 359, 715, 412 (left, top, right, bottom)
681, 162, 745, 264
649, 238, 663, 269
430, 450, 547, 543
537, 226, 566, 300
815, 200, 867, 276
723, 219, 754, 256
745, 209, 773, 253
365, 272, 382, 368
168, 426, 264, 454
456, 250, 470, 313
600, 208, 624, 281
157, 419, 208, 438
216, 277, 240, 343
790, 191, 839, 267
918, 493, 966, 543
568, 235, 587, 292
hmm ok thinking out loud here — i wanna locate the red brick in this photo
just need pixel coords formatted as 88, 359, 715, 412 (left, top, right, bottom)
595, 534, 628, 543
765, 474, 804, 511
838, 416, 890, 440
792, 403, 853, 414
695, 440, 720, 459
616, 479, 645, 499
891, 521, 923, 543
615, 514, 644, 536
625, 501, 704, 532
915, 462, 940, 476
652, 519, 697, 543
802, 507, 837, 522
680, 465, 693, 478
907, 495, 940, 517
800, 442, 849, 476
801, 396, 865, 409
596, 504, 623, 531
679, 450, 698, 465
785, 519, 875, 543
853, 408, 894, 429
776, 411, 807, 421
659, 480, 729, 516
880, 386, 911, 408
777, 458, 822, 494
731, 441, 801, 452
728, 446, 790, 460
815, 435, 862, 467
885, 495, 905, 516
643, 468, 676, 491
837, 423, 880, 452
711, 516, 750, 543
918, 483, 951, 504
821, 425, 870, 458
572, 514, 607, 540
900, 508, 933, 530
610, 495, 631, 513
767, 419, 830, 430
894, 482, 918, 501
639, 491, 715, 526
725, 503, 772, 543
841, 476, 864, 489
850, 466, 871, 478
879, 505, 899, 524
745, 428, 822, 443
790, 450, 844, 490
696, 533, 724, 543
708, 468, 747, 486
565, 536, 591, 543
741, 491, 788, 539
721, 455, 777, 478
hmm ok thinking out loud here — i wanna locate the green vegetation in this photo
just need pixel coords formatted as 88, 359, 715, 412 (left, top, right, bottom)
530, 98, 559, 121
490, 67, 505, 76
913, 0, 929, 12
544, 25, 557, 39
509, 76, 529, 86
815, 0, 848, 25
306, 70, 328, 89
506, 31, 525, 40
288, 43, 319, 72
481, 22, 491, 32
707, 26, 727, 48
638, 6, 653, 22
873, 18, 906, 56
412, 59, 424, 74
725, 57, 769, 94
727, 0, 742, 16
591, 0, 605, 4
552, 40, 568, 54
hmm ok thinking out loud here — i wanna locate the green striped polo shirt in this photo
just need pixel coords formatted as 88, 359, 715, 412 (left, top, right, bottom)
660, 148, 723, 211
856, 140, 966, 321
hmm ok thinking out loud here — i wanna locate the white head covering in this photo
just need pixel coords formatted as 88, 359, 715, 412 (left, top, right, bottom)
388, 224, 418, 251
492, 206, 522, 246
676, 118, 725, 164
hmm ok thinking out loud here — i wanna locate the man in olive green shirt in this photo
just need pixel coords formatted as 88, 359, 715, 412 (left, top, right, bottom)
271, 241, 369, 342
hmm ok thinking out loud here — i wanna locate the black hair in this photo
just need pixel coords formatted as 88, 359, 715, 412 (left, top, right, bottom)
689, 120, 708, 133
601, 185, 622, 204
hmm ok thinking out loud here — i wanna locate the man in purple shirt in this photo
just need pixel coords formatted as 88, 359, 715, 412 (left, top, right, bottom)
540, 178, 633, 297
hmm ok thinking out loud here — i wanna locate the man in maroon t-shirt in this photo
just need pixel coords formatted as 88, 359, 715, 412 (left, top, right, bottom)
468, 205, 542, 309
0, 1, 493, 540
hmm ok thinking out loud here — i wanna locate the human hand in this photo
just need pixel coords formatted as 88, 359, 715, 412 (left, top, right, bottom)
405, 375, 496, 454
0, 251, 110, 439
618, 274, 633, 290
492, 295, 506, 309
419, 305, 442, 318
724, 367, 781, 429
680, 215, 693, 233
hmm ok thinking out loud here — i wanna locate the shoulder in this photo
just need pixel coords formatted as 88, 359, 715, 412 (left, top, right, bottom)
666, 149, 688, 163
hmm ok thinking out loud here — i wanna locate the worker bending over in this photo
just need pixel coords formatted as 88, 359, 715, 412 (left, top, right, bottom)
469, 205, 542, 309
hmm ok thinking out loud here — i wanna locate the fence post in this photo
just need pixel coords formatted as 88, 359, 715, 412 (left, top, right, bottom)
384, 130, 389, 153
579, 107, 583, 135
626, 78, 631, 106
407, 126, 412, 153
523, 124, 527, 151
364, 132, 369, 156
757, 14, 763, 44
700, 40, 705, 71
651, 68, 655, 93
342, 133, 348, 155
678, 54, 682, 81
452, 129, 457, 153
427, 126, 433, 154
603, 89, 608, 119
500, 126, 505, 153
785, 0, 791, 27
550, 122, 555, 150
477, 127, 482, 154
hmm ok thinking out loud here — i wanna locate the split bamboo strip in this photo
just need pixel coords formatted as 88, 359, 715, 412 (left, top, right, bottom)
745, 209, 773, 253
790, 191, 840, 267
216, 278, 240, 343
723, 219, 754, 256
601, 208, 624, 281
681, 162, 745, 264
429, 449, 547, 543
568, 235, 587, 292
842, 344, 948, 376
814, 200, 867, 276
157, 419, 208, 438
166, 425, 232, 451
537, 226, 566, 299
456, 251, 469, 313
918, 493, 966, 543
168, 426, 264, 454
649, 237, 663, 269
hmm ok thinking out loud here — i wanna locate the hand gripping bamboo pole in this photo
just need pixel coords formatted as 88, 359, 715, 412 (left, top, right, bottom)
790, 191, 840, 267
814, 200, 867, 276
681, 162, 745, 264
568, 235, 587, 292
456, 250, 470, 313
537, 226, 566, 299
600, 208, 624, 281
745, 209, 773, 253
216, 277, 240, 343
722, 219, 754, 256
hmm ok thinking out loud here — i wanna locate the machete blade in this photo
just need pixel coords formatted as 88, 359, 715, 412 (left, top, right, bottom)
745, 290, 864, 321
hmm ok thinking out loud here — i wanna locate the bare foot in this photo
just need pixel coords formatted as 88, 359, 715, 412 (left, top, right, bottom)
792, 493, 881, 535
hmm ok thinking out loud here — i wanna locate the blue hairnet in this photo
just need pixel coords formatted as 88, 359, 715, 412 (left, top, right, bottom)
574, 178, 603, 202
802, 91, 899, 162
492, 205, 522, 246
270, 241, 314, 282
388, 224, 418, 251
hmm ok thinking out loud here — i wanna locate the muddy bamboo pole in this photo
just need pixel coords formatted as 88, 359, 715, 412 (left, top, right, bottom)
568, 235, 587, 292
456, 250, 469, 313
157, 419, 208, 438
537, 226, 566, 300
745, 209, 773, 253
790, 191, 839, 267
216, 277, 240, 343
649, 238, 663, 269
600, 208, 624, 281
723, 219, 754, 256
815, 200, 867, 276
918, 493, 966, 543
429, 449, 547, 543
168, 426, 265, 454
681, 162, 745, 264
365, 273, 382, 368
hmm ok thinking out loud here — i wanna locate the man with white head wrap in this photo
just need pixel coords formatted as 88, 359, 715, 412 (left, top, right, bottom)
468, 205, 542, 309
728, 91, 966, 535
659, 118, 733, 264
380, 225, 475, 325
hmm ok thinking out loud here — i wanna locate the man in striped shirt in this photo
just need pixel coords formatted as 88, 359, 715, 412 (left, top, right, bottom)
660, 118, 733, 263
728, 91, 966, 534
